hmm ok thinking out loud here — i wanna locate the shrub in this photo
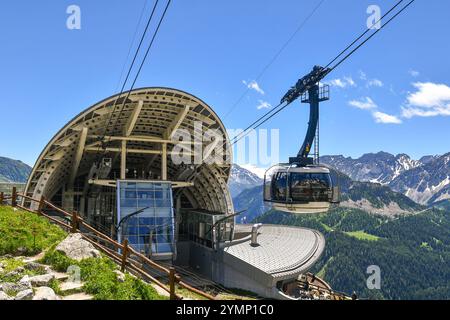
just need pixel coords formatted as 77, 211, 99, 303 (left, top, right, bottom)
41, 246, 77, 272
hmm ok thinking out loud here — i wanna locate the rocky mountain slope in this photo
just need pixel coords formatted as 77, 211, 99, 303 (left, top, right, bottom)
389, 153, 450, 205
321, 152, 450, 205
228, 164, 263, 198
0, 157, 31, 183
320, 152, 420, 184
231, 167, 424, 222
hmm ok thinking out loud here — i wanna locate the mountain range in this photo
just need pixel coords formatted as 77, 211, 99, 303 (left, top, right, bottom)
320, 152, 450, 205
0, 156, 31, 183
228, 164, 263, 198
231, 166, 426, 222
230, 151, 450, 222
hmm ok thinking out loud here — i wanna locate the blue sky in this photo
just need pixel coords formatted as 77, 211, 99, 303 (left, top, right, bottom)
0, 0, 449, 168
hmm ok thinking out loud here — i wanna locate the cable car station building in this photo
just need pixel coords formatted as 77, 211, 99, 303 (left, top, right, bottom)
24, 87, 326, 299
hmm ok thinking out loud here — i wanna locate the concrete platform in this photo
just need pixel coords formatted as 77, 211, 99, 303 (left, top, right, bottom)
220, 224, 325, 299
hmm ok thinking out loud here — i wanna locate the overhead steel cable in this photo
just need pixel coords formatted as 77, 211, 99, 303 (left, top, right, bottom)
99, 0, 161, 145
228, 101, 284, 145
229, 0, 415, 148
222, 0, 327, 120
324, 0, 405, 69
328, 0, 415, 72
230, 0, 408, 146
114, 0, 150, 93
105, 0, 172, 143
95, 0, 171, 167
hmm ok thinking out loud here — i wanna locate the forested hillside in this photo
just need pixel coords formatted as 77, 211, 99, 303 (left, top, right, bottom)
256, 207, 450, 299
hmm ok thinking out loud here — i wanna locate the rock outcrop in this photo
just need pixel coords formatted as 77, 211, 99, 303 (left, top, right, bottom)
32, 287, 59, 300
55, 233, 100, 261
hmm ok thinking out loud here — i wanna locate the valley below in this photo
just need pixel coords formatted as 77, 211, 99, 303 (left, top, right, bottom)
230, 151, 450, 299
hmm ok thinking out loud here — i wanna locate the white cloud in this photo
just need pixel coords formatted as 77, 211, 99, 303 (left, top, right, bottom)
243, 80, 265, 95
372, 111, 402, 124
349, 97, 401, 125
367, 79, 384, 88
256, 100, 272, 110
402, 82, 450, 118
329, 76, 356, 88
408, 69, 420, 77
329, 79, 346, 88
343, 76, 356, 87
349, 97, 377, 110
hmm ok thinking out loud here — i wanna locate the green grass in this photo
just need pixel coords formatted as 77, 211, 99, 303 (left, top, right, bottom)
320, 223, 333, 232
0, 256, 47, 283
0, 257, 24, 273
48, 278, 63, 295
344, 231, 380, 241
41, 245, 77, 272
0, 206, 66, 256
316, 256, 334, 279
42, 249, 167, 300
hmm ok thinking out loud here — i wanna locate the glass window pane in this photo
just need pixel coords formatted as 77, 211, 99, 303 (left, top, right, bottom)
118, 181, 174, 256
271, 172, 287, 201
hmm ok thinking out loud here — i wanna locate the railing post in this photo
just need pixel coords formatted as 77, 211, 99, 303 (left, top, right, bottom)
0, 192, 3, 205
37, 196, 45, 215
11, 187, 17, 207
121, 239, 129, 272
169, 267, 176, 300
71, 211, 79, 233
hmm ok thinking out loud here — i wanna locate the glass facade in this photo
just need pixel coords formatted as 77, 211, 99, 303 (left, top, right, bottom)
117, 181, 175, 257
179, 209, 234, 249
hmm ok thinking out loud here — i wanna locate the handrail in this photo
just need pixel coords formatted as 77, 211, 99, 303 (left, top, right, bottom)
78, 219, 123, 250
13, 191, 214, 300
16, 204, 72, 230
127, 246, 171, 274
43, 200, 73, 217
80, 233, 178, 298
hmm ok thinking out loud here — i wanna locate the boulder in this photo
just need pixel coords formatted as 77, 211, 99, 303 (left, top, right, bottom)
55, 233, 101, 261
14, 289, 33, 300
4, 266, 25, 278
24, 262, 49, 272
113, 270, 126, 282
0, 291, 11, 301
28, 274, 55, 286
0, 281, 30, 293
32, 287, 59, 300
16, 247, 28, 255
19, 275, 32, 288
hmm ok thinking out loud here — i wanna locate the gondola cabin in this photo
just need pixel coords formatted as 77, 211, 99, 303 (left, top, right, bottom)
264, 164, 339, 214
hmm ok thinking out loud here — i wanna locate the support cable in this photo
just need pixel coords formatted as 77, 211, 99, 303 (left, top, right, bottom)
228, 0, 416, 147
222, 0, 326, 120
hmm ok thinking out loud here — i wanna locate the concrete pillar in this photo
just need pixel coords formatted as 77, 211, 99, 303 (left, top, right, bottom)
161, 143, 167, 180
121, 140, 127, 179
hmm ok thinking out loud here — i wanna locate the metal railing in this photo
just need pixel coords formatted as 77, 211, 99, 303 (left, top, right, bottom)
0, 187, 215, 300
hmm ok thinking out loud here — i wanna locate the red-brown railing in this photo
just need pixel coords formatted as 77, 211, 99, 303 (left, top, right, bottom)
0, 188, 214, 300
